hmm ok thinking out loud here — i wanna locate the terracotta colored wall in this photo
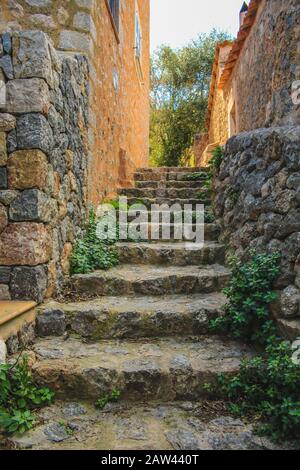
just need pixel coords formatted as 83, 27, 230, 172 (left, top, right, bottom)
0, 0, 150, 205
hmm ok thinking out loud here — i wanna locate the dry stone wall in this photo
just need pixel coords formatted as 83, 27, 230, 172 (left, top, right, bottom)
213, 126, 300, 322
0, 30, 89, 301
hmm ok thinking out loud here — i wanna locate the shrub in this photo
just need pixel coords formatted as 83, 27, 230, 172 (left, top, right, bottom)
0, 356, 54, 435
210, 252, 300, 443
210, 252, 281, 345
209, 145, 224, 173
70, 210, 119, 275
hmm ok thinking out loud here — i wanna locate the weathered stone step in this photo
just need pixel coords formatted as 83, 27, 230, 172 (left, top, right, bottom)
36, 293, 226, 340
119, 187, 209, 200
136, 167, 206, 173
126, 197, 211, 209
117, 210, 215, 224
116, 242, 225, 266
134, 171, 209, 182
118, 222, 220, 242
71, 264, 231, 297
7, 399, 287, 451
31, 336, 252, 402
135, 179, 208, 189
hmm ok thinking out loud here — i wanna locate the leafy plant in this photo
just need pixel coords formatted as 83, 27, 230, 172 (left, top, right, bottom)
210, 252, 281, 345
218, 340, 300, 442
70, 209, 119, 275
209, 145, 224, 173
95, 389, 121, 410
209, 251, 300, 442
0, 356, 54, 435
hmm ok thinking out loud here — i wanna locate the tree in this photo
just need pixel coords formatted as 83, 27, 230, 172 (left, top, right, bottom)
150, 29, 231, 167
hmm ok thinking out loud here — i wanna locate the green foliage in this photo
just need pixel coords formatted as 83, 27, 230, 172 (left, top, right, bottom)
0, 356, 54, 435
210, 252, 281, 344
70, 210, 119, 275
95, 389, 121, 410
209, 145, 224, 173
210, 252, 300, 442
227, 187, 240, 205
218, 340, 300, 442
150, 30, 231, 167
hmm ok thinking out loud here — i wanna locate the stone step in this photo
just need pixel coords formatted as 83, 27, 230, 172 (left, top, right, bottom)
118, 223, 220, 242
71, 264, 231, 298
7, 399, 287, 451
119, 187, 210, 200
36, 293, 226, 340
0, 301, 37, 347
117, 210, 215, 224
134, 171, 210, 182
136, 167, 206, 173
31, 336, 252, 402
135, 179, 209, 189
116, 242, 225, 266
126, 197, 211, 210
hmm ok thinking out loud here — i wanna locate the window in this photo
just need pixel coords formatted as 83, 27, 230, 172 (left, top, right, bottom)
108, 0, 120, 33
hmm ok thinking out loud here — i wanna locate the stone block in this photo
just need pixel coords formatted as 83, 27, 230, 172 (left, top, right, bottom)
0, 132, 7, 166
0, 113, 16, 132
0, 190, 18, 206
9, 189, 57, 223
10, 265, 48, 303
280, 285, 300, 318
12, 31, 54, 87
36, 308, 66, 337
2, 33, 12, 55
0, 167, 7, 189
73, 12, 96, 41
75, 0, 94, 9
30, 15, 57, 31
5, 79, 50, 115
0, 284, 11, 300
0, 222, 51, 266
0, 55, 13, 79
0, 267, 11, 283
25, 0, 52, 6
0, 340, 7, 364
59, 30, 92, 54
15, 114, 54, 155
0, 203, 7, 233
8, 149, 48, 190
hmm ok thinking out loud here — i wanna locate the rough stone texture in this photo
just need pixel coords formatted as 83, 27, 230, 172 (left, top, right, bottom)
0, 113, 16, 132
0, 133, 7, 166
0, 284, 11, 300
10, 265, 48, 302
5, 78, 50, 114
59, 30, 91, 54
214, 126, 300, 319
12, 31, 54, 87
0, 222, 51, 266
5, 400, 293, 451
31, 336, 252, 401
7, 149, 48, 190
36, 308, 66, 337
0, 340, 7, 363
0, 31, 89, 300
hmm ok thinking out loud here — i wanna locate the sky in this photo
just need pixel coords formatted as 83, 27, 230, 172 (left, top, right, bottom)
151, 0, 246, 52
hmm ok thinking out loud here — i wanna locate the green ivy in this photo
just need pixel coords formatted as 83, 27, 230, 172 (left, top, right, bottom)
70, 210, 119, 275
0, 356, 54, 435
210, 252, 300, 443
210, 252, 281, 345
209, 145, 224, 173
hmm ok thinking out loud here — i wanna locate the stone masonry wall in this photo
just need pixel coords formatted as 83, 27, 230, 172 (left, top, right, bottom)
0, 30, 89, 301
213, 126, 300, 323
1, 0, 150, 204
229, 0, 300, 133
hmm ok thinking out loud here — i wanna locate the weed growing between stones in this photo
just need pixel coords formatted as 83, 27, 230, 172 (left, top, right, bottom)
0, 356, 54, 435
210, 145, 224, 173
70, 209, 119, 275
182, 171, 211, 181
95, 389, 121, 410
210, 252, 300, 443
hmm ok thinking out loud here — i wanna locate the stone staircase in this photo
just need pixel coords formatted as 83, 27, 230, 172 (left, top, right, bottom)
6, 167, 282, 451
